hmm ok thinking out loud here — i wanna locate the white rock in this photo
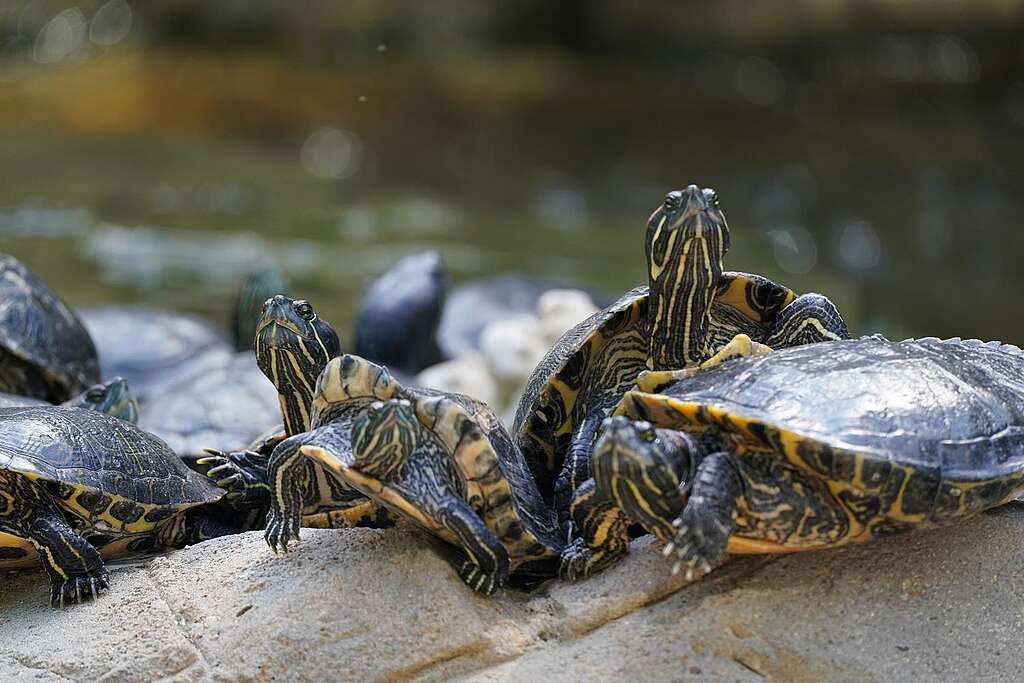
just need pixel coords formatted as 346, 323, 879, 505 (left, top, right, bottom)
479, 315, 547, 384
416, 352, 500, 407
537, 288, 598, 345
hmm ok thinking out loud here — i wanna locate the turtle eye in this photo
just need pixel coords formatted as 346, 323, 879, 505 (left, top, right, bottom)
641, 428, 657, 443
293, 300, 314, 320
663, 191, 683, 212
704, 188, 720, 208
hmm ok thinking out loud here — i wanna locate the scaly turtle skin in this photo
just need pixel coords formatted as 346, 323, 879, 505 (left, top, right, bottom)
563, 336, 1024, 580
303, 393, 564, 595
514, 186, 849, 518
0, 377, 138, 424
0, 255, 99, 402
0, 406, 229, 606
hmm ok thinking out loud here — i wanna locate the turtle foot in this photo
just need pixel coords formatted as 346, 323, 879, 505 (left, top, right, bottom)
50, 567, 110, 608
264, 510, 301, 553
558, 537, 622, 582
666, 505, 728, 581
457, 561, 500, 595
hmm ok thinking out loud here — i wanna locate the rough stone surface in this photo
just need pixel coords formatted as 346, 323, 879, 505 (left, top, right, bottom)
3, 507, 1024, 682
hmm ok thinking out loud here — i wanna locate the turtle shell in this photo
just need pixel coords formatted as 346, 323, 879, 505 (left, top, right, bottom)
514, 271, 796, 496
0, 406, 223, 532
0, 256, 99, 402
414, 394, 563, 564
78, 306, 229, 402
618, 336, 1024, 522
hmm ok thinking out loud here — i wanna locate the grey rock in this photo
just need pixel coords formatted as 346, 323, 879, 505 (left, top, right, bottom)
2, 508, 1023, 682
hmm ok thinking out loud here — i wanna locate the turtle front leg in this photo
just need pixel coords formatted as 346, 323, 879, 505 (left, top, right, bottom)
558, 478, 631, 581
636, 333, 773, 392
196, 448, 271, 503
438, 499, 510, 595
765, 292, 849, 349
665, 452, 742, 579
0, 472, 108, 607
264, 437, 314, 552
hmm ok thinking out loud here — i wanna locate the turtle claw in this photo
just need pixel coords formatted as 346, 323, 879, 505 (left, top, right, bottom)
50, 568, 110, 608
264, 509, 301, 554
457, 561, 498, 595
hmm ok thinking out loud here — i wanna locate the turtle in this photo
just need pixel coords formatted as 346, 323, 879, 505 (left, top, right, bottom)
0, 376, 138, 424
560, 335, 1024, 581
354, 250, 447, 374
0, 406, 230, 606
513, 185, 849, 521
0, 254, 99, 402
301, 390, 564, 595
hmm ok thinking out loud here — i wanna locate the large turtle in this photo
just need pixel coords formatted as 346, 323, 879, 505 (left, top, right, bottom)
563, 335, 1024, 580
513, 185, 849, 518
0, 377, 138, 424
0, 254, 99, 402
302, 389, 564, 595
0, 406, 229, 606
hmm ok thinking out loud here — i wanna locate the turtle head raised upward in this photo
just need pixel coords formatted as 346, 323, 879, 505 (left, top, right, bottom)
592, 416, 695, 543
644, 185, 730, 370
70, 377, 139, 424
350, 399, 418, 481
255, 295, 341, 435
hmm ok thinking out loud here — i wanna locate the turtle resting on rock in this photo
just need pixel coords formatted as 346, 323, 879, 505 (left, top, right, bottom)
0, 377, 138, 424
302, 391, 564, 595
0, 406, 228, 606
0, 254, 99, 402
564, 335, 1024, 580
513, 185, 849, 528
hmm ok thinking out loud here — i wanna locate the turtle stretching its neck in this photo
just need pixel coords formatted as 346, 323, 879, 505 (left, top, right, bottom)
514, 185, 849, 535
564, 336, 1024, 580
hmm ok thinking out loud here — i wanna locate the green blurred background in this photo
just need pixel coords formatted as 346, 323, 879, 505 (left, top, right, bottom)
2, 1, 1023, 342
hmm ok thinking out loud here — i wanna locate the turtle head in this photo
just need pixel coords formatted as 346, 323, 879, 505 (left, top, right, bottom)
255, 295, 341, 435
73, 377, 139, 424
232, 264, 287, 352
350, 399, 418, 481
644, 185, 730, 370
592, 416, 695, 543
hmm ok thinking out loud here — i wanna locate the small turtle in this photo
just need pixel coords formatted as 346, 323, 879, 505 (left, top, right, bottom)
514, 185, 849, 518
354, 251, 446, 374
564, 336, 1024, 580
0, 254, 99, 402
0, 377, 138, 424
0, 406, 228, 606
303, 393, 564, 595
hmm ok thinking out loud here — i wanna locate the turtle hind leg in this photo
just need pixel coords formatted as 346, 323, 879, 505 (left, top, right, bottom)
765, 292, 849, 349
0, 472, 108, 607
437, 499, 509, 595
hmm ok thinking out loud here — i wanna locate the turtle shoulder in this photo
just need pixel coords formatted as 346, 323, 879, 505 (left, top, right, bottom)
415, 395, 563, 559
0, 406, 222, 506
0, 256, 98, 400
622, 336, 1024, 481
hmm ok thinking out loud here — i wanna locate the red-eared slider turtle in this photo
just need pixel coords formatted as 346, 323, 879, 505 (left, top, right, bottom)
514, 185, 849, 518
303, 393, 564, 595
0, 377, 138, 424
0, 255, 99, 402
563, 335, 1024, 580
0, 406, 229, 606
